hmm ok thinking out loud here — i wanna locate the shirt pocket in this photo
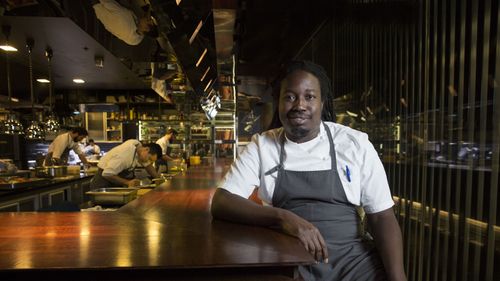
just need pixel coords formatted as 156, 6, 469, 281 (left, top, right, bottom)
336, 162, 361, 203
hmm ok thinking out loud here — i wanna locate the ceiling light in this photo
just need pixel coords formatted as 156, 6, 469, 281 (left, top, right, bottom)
204, 79, 213, 92
0, 114, 23, 135
73, 78, 85, 84
0, 45, 17, 52
176, 0, 182, 5
346, 110, 358, 117
1, 25, 17, 52
36, 78, 50, 83
196, 48, 207, 67
25, 120, 45, 140
200, 66, 210, 81
189, 20, 203, 44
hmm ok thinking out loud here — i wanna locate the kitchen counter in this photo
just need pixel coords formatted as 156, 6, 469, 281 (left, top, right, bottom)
0, 173, 93, 198
0, 160, 314, 280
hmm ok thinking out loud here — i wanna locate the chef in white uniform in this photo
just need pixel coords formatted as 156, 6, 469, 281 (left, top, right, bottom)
90, 139, 161, 188
211, 61, 406, 281
44, 127, 90, 166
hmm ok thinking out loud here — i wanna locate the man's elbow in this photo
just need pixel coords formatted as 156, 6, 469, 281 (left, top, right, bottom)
210, 189, 229, 219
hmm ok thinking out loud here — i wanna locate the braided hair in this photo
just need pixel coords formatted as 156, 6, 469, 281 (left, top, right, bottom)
268, 60, 336, 129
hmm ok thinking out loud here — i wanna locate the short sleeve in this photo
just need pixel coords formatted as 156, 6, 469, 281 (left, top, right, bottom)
51, 135, 67, 159
359, 134, 394, 214
101, 155, 128, 176
219, 134, 261, 198
72, 143, 84, 155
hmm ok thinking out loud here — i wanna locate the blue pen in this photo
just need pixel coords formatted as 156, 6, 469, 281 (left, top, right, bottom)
346, 165, 351, 182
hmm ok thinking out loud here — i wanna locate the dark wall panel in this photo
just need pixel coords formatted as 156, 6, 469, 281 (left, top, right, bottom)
296, 0, 500, 280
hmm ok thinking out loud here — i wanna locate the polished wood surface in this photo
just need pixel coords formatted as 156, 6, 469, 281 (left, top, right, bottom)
0, 160, 313, 279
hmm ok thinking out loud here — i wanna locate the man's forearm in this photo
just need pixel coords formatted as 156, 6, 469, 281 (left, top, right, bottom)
211, 188, 284, 227
78, 154, 90, 165
162, 154, 175, 161
145, 164, 159, 178
103, 175, 129, 186
367, 208, 407, 281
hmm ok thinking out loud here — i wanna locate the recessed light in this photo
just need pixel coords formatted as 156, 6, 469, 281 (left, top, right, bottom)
36, 78, 50, 83
0, 45, 18, 52
73, 79, 85, 84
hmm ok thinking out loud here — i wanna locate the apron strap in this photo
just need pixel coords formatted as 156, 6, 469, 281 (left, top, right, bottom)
264, 130, 286, 176
322, 122, 337, 170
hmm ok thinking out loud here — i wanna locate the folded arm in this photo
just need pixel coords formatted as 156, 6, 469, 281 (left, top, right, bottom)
211, 188, 328, 262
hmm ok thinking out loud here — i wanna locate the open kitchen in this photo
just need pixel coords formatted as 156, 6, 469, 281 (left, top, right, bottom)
0, 1, 499, 281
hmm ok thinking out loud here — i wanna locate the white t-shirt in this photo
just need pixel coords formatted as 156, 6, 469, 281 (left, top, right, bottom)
219, 122, 394, 214
93, 0, 144, 45
85, 144, 101, 155
47, 132, 84, 159
156, 135, 170, 155
98, 139, 150, 176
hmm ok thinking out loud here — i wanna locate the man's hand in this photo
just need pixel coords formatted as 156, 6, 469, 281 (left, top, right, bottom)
127, 179, 141, 187
278, 210, 329, 263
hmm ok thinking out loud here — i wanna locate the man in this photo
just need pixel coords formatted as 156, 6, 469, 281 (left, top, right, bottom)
84, 139, 101, 156
93, 0, 159, 45
155, 128, 178, 172
45, 127, 90, 166
156, 128, 178, 161
90, 139, 161, 188
211, 61, 406, 281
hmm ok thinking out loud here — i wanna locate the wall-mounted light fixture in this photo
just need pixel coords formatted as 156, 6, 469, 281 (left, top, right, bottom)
36, 78, 50, 83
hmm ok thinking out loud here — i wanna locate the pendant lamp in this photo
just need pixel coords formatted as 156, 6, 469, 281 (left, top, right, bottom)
44, 47, 60, 133
0, 25, 23, 134
24, 38, 45, 140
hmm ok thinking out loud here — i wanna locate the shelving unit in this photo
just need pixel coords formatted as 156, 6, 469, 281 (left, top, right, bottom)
84, 112, 122, 142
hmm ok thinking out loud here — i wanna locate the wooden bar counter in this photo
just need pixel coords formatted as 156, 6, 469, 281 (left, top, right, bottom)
0, 159, 314, 280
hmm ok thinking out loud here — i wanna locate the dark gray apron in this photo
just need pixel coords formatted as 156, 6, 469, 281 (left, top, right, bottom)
90, 148, 137, 189
44, 146, 71, 166
270, 123, 386, 281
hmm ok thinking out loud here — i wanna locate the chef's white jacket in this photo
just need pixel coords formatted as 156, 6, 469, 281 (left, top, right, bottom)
219, 122, 394, 214
98, 139, 151, 176
93, 0, 144, 45
47, 132, 84, 159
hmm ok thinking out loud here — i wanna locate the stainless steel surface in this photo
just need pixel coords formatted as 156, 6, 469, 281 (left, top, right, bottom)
86, 188, 138, 205
35, 166, 67, 178
0, 178, 51, 190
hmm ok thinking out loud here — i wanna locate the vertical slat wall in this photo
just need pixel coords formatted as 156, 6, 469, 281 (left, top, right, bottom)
295, 0, 499, 280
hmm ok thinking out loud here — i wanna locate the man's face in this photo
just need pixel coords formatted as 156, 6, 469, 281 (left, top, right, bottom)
278, 70, 324, 143
138, 17, 153, 33
73, 134, 86, 142
138, 148, 157, 163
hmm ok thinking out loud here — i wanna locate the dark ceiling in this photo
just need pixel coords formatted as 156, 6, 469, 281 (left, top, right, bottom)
0, 16, 148, 93
234, 0, 331, 79
0, 0, 331, 104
